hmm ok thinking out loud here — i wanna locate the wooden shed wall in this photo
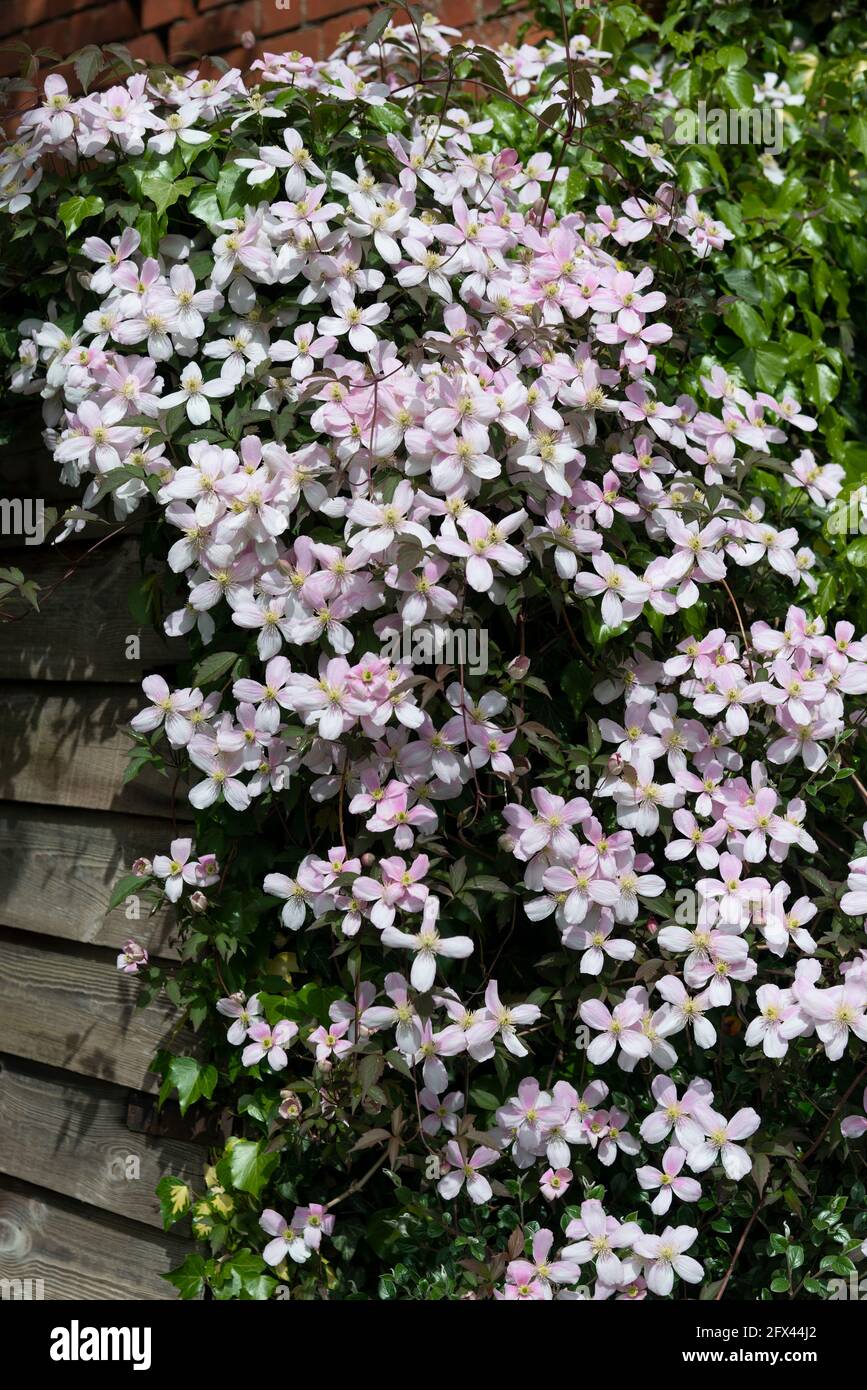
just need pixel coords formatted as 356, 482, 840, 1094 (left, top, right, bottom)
0, 446, 201, 1300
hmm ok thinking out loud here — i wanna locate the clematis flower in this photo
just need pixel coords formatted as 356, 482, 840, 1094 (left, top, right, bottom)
632, 1225, 704, 1296
380, 895, 473, 992
437, 1141, 499, 1204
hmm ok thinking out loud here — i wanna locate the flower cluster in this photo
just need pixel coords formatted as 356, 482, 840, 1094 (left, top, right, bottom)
8, 12, 866, 1301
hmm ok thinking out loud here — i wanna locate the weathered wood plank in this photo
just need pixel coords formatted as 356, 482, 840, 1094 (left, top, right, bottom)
0, 804, 188, 955
0, 1059, 203, 1230
0, 684, 178, 817
0, 931, 194, 1092
0, 1176, 190, 1300
0, 541, 186, 681
0, 440, 79, 503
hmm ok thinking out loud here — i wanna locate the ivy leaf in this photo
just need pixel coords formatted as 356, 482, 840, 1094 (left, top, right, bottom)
58, 195, 105, 236
162, 1252, 207, 1300
718, 68, 754, 109
724, 301, 765, 348
156, 1175, 192, 1230
849, 114, 867, 159
367, 102, 407, 135
188, 184, 221, 230
140, 174, 198, 218
163, 1056, 217, 1116
226, 1139, 279, 1198
803, 361, 840, 410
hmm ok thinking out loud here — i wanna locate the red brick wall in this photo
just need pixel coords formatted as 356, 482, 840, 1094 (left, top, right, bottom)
0, 1, 533, 81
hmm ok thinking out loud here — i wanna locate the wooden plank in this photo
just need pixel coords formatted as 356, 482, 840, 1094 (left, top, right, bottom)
0, 440, 80, 503
0, 930, 195, 1092
0, 804, 188, 955
0, 1059, 203, 1230
0, 1175, 190, 1300
0, 541, 187, 681
0, 684, 177, 817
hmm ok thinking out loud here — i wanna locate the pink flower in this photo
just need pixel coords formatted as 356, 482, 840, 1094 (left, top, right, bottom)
308, 1018, 353, 1065
636, 1147, 702, 1215
242, 1019, 299, 1071
841, 1089, 867, 1141
687, 1105, 760, 1180
437, 1141, 499, 1205
291, 1202, 334, 1250
562, 1199, 641, 1285
579, 997, 651, 1065
116, 939, 148, 974
381, 895, 473, 992
260, 1208, 309, 1266
633, 1225, 704, 1296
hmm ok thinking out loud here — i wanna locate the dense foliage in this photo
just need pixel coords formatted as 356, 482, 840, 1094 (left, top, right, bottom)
3, 0, 867, 1301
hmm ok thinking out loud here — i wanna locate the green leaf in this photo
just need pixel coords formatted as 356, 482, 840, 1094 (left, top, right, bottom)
845, 538, 867, 569
366, 102, 407, 135
156, 1175, 192, 1229
216, 163, 249, 217
724, 301, 765, 348
162, 1252, 207, 1299
819, 1254, 856, 1277
108, 872, 148, 912
752, 1151, 771, 1197
226, 1139, 279, 1199
718, 69, 754, 110
193, 650, 239, 686
58, 195, 105, 236
165, 1056, 218, 1116
188, 184, 221, 229
140, 174, 197, 218
803, 361, 840, 410
849, 114, 867, 159
73, 44, 103, 93
469, 1088, 501, 1110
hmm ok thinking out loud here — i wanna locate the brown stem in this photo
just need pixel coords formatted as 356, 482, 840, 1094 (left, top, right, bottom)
714, 1201, 764, 1301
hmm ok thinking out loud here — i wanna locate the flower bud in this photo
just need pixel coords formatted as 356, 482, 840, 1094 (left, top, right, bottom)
132, 857, 152, 876
189, 891, 208, 913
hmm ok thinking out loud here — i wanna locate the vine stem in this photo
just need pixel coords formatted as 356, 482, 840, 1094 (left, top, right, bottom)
714, 1200, 764, 1301
324, 1148, 390, 1211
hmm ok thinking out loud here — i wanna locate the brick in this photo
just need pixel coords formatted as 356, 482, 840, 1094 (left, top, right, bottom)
125, 32, 168, 64
168, 1, 308, 60
141, 0, 196, 29
303, 0, 371, 23
468, 11, 528, 48
435, 0, 482, 28
320, 7, 372, 55
168, 2, 257, 60
0, 0, 97, 41
258, 23, 320, 59
2, 0, 137, 58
